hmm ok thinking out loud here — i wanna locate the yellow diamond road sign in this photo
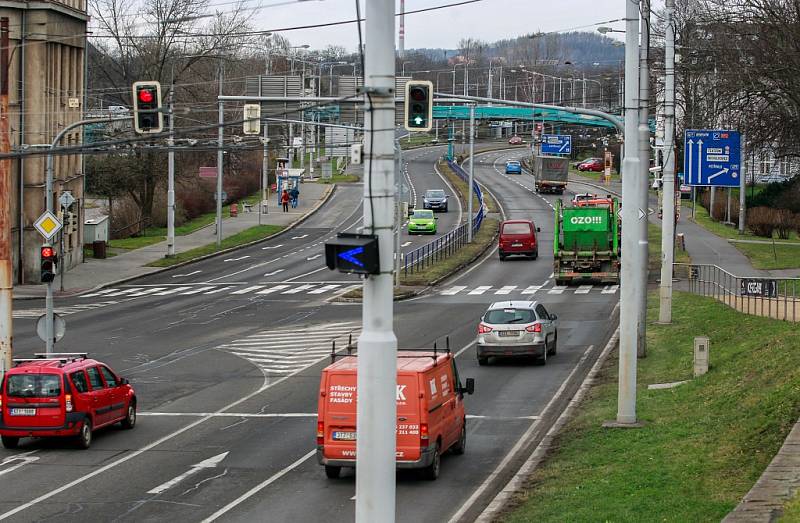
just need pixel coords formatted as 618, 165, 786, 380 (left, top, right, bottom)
34, 211, 63, 240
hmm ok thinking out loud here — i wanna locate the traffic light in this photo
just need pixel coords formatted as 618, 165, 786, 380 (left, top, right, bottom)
40, 244, 57, 283
243, 104, 261, 135
325, 233, 380, 275
132, 81, 163, 134
404, 80, 433, 132
64, 212, 78, 233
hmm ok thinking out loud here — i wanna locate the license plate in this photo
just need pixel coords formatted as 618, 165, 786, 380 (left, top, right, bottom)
512, 243, 523, 247
498, 330, 520, 337
10, 408, 36, 416
333, 431, 357, 441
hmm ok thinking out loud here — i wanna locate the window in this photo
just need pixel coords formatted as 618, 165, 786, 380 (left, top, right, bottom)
7, 374, 61, 398
70, 371, 89, 393
484, 308, 535, 324
413, 210, 434, 219
425, 190, 445, 199
536, 304, 550, 320
502, 222, 532, 235
86, 367, 105, 390
99, 366, 118, 387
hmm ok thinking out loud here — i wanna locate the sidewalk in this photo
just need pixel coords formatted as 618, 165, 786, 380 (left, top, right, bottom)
14, 182, 333, 299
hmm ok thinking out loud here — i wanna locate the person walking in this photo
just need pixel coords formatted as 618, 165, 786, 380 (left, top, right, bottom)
289, 186, 299, 209
281, 189, 290, 212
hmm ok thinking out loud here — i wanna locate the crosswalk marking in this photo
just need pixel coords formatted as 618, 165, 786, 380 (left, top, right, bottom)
203, 286, 233, 294
468, 286, 492, 295
440, 286, 467, 295
308, 284, 341, 294
154, 286, 192, 296
602, 285, 620, 294
520, 285, 542, 295
13, 301, 118, 319
128, 287, 168, 297
231, 285, 265, 295
80, 288, 118, 298
181, 286, 218, 295
281, 284, 316, 295
495, 285, 517, 295
103, 288, 141, 297
548, 286, 567, 295
575, 285, 593, 294
257, 285, 291, 295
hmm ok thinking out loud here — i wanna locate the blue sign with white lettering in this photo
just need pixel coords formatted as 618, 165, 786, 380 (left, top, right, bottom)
541, 134, 572, 155
683, 129, 742, 187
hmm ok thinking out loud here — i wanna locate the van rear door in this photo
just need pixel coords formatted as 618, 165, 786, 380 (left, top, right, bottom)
396, 373, 422, 462
3, 372, 65, 429
322, 371, 358, 460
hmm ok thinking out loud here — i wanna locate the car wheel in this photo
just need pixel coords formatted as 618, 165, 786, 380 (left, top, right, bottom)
1, 436, 19, 449
477, 356, 489, 366
555, 279, 567, 286
549, 332, 558, 356
539, 341, 548, 366
325, 465, 341, 479
530, 251, 538, 260
499, 254, 506, 261
451, 424, 466, 455
443, 205, 448, 213
422, 443, 441, 480
77, 418, 92, 450
121, 400, 136, 429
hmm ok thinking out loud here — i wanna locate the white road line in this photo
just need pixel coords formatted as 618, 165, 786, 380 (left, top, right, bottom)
602, 285, 620, 294
495, 285, 517, 295
284, 266, 328, 282
79, 289, 118, 298
127, 287, 168, 297
146, 452, 229, 495
261, 244, 283, 250
172, 270, 201, 278
101, 288, 141, 297
548, 286, 567, 295
224, 256, 250, 262
264, 269, 285, 277
308, 284, 341, 294
468, 286, 492, 295
306, 254, 322, 261
231, 285, 265, 295
520, 285, 542, 295
204, 286, 232, 295
440, 285, 467, 296
401, 241, 412, 247
180, 286, 218, 295
153, 286, 192, 296
291, 234, 308, 239
0, 453, 39, 478
281, 284, 316, 294
575, 285, 593, 294
256, 285, 291, 295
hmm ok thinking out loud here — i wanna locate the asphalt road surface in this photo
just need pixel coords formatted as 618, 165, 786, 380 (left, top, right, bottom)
1, 147, 619, 523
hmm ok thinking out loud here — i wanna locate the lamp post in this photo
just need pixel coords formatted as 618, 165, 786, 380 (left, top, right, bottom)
401, 61, 411, 76
452, 63, 465, 95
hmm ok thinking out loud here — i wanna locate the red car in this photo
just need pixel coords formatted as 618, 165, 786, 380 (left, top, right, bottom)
508, 136, 523, 145
499, 219, 541, 260
0, 353, 136, 449
577, 158, 604, 172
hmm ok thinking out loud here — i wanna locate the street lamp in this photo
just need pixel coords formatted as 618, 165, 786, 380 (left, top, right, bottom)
452, 63, 465, 95
598, 26, 625, 34
401, 61, 412, 76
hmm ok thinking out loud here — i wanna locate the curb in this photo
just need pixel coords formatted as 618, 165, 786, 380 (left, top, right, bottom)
568, 175, 621, 197
16, 185, 337, 300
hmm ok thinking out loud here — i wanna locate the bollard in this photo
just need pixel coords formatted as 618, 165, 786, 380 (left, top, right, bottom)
693, 336, 709, 377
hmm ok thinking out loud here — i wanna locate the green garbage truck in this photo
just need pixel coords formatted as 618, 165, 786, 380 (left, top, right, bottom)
553, 197, 621, 285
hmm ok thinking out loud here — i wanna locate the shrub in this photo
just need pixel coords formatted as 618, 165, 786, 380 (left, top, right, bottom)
746, 207, 777, 237
775, 209, 795, 240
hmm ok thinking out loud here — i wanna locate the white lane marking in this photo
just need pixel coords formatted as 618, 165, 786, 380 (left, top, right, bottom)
204, 286, 232, 295
308, 284, 341, 294
261, 244, 284, 250
575, 285, 593, 294
440, 286, 467, 296
264, 269, 285, 277
549, 272, 555, 278
495, 285, 517, 295
146, 452, 229, 495
180, 286, 217, 295
230, 285, 265, 295
284, 266, 328, 282
140, 412, 316, 418
520, 285, 543, 295
281, 284, 316, 295
172, 270, 201, 278
401, 241, 412, 247
306, 254, 322, 261
224, 256, 250, 262
548, 286, 567, 295
0, 453, 39, 478
291, 234, 308, 240
153, 286, 192, 296
100, 288, 141, 297
256, 285, 291, 295
468, 286, 491, 295
79, 289, 117, 298
602, 285, 620, 294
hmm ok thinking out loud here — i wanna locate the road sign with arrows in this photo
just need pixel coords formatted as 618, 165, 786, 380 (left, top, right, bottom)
683, 129, 742, 187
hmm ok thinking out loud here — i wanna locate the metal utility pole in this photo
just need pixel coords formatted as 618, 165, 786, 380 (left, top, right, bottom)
0, 18, 11, 378
615, 0, 642, 425
468, 104, 475, 242
356, 0, 398, 521
398, 0, 405, 58
739, 134, 746, 234
167, 75, 176, 257
659, 0, 676, 323
636, 0, 651, 357
261, 122, 269, 225
216, 62, 224, 248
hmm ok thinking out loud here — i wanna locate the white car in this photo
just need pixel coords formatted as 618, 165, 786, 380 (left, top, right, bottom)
476, 301, 558, 366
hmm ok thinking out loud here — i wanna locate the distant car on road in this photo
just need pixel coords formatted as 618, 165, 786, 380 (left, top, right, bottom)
505, 160, 522, 175
423, 189, 448, 212
0, 353, 136, 449
571, 193, 598, 206
577, 158, 604, 172
407, 209, 437, 234
508, 136, 523, 145
499, 219, 540, 260
476, 301, 559, 366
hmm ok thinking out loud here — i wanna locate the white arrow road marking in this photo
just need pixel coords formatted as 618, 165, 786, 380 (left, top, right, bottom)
401, 241, 412, 247
306, 254, 322, 261
224, 255, 250, 262
291, 234, 308, 240
172, 270, 201, 278
261, 244, 283, 250
264, 269, 285, 277
0, 453, 39, 477
147, 452, 229, 495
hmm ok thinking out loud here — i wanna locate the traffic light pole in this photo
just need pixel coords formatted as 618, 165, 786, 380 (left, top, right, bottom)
216, 63, 224, 248
356, 0, 398, 520
0, 18, 11, 379
167, 76, 176, 257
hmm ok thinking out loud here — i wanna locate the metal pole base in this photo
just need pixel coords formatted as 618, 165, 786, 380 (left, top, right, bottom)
603, 420, 645, 429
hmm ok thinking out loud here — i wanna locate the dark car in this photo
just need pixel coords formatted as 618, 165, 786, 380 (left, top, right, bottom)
577, 158, 604, 172
423, 189, 449, 212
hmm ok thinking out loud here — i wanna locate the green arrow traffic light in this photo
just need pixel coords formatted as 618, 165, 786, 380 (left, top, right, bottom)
404, 80, 433, 132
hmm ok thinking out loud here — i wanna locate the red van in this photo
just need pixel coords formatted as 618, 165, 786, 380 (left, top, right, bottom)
0, 353, 136, 449
499, 219, 541, 260
316, 350, 474, 480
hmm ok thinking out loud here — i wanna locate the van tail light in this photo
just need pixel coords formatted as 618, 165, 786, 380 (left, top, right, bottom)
65, 394, 73, 413
316, 421, 324, 445
420, 423, 430, 447
525, 323, 542, 333
478, 323, 493, 334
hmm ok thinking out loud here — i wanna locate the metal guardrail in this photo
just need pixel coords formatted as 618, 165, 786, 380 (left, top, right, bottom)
401, 159, 487, 275
675, 263, 800, 322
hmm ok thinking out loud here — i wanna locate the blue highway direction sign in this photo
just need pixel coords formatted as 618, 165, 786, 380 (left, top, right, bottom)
541, 134, 572, 155
683, 129, 742, 187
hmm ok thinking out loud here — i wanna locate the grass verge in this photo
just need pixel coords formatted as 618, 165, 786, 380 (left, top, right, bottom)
780, 492, 800, 521
648, 222, 691, 267
684, 200, 800, 270
108, 208, 231, 251
145, 224, 284, 267
316, 174, 359, 184
503, 290, 800, 522
437, 159, 498, 213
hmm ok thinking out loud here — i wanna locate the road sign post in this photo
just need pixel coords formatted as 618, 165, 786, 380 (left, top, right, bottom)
541, 134, 572, 155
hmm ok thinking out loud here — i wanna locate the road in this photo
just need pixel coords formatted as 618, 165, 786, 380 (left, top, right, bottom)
0, 147, 619, 522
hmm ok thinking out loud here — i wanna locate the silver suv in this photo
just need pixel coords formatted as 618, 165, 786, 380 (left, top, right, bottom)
476, 301, 558, 365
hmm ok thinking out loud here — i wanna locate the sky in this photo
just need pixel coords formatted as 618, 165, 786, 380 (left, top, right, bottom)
241, 0, 635, 51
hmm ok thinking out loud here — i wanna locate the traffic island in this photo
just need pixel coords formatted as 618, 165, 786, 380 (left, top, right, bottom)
497, 291, 800, 522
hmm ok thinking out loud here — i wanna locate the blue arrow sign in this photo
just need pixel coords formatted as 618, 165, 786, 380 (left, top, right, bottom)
338, 247, 365, 268
683, 129, 742, 187
541, 134, 572, 155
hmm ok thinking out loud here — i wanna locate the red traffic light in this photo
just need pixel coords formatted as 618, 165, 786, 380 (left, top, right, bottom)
409, 87, 427, 101
138, 89, 155, 104
41, 246, 55, 258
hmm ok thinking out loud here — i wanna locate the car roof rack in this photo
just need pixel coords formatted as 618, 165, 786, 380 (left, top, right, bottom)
329, 336, 451, 365
12, 353, 88, 367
